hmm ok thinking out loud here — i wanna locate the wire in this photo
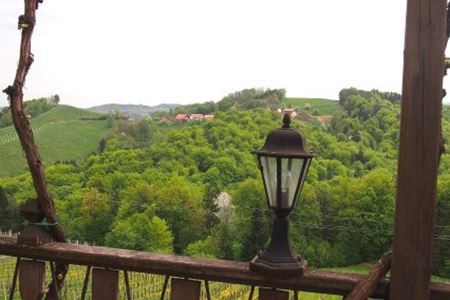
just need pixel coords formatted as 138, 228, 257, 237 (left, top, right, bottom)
116, 204, 450, 241
234, 216, 450, 241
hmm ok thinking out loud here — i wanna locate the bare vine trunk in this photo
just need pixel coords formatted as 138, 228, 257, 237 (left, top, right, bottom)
344, 250, 392, 300
2, 1, 68, 299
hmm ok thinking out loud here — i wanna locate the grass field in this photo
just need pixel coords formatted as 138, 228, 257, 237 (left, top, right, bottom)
0, 105, 110, 177
283, 97, 340, 116
325, 264, 450, 285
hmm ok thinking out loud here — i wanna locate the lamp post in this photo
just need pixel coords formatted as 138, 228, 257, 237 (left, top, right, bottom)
249, 114, 314, 275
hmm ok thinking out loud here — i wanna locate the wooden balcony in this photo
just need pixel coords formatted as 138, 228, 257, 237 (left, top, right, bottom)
2, 0, 450, 299
1, 236, 449, 299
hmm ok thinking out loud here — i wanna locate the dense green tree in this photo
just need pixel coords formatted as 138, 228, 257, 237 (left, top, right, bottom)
433, 175, 450, 277
185, 236, 216, 258
203, 183, 220, 234
117, 181, 155, 219
212, 221, 234, 260
98, 139, 106, 153
239, 201, 270, 261
69, 188, 114, 244
231, 179, 271, 260
151, 176, 205, 253
106, 213, 173, 253
0, 186, 8, 211
0, 186, 21, 231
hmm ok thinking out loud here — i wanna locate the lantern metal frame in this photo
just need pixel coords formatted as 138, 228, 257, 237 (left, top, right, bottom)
249, 114, 314, 275
255, 155, 312, 218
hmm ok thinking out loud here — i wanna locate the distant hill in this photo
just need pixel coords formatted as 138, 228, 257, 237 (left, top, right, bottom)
0, 105, 110, 177
88, 103, 179, 119
282, 97, 340, 115
170, 91, 339, 117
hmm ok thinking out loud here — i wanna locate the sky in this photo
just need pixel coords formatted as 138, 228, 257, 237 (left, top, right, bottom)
0, 1, 414, 108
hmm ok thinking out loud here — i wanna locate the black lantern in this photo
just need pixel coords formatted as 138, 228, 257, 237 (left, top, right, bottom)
249, 114, 314, 275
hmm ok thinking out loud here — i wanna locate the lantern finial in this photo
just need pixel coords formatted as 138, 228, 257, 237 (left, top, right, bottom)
282, 114, 291, 128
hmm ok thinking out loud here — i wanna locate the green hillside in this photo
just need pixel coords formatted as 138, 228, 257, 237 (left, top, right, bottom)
0, 105, 110, 177
283, 97, 340, 115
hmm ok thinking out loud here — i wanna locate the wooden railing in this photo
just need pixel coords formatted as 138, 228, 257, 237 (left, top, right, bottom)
1, 236, 450, 299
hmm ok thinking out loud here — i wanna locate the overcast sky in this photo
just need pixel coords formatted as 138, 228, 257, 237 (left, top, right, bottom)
0, 1, 419, 108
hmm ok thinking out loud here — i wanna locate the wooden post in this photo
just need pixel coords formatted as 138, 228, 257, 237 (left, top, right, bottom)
19, 259, 46, 300
92, 268, 119, 300
169, 278, 201, 300
258, 288, 289, 300
390, 0, 447, 299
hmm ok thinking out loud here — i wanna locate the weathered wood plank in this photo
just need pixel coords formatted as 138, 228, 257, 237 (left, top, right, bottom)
19, 259, 45, 300
92, 268, 119, 300
0, 237, 449, 299
169, 278, 201, 300
259, 288, 289, 300
390, 0, 447, 299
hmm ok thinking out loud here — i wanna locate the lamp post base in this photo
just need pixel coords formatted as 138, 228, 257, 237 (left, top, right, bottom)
248, 217, 307, 275
249, 255, 307, 275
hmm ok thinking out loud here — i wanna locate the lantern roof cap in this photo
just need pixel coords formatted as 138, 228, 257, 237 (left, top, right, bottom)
252, 114, 314, 158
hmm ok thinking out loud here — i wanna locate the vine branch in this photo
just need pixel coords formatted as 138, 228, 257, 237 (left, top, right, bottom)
2, 0, 67, 299
344, 250, 392, 300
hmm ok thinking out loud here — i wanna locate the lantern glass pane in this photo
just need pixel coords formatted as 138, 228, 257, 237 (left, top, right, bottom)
280, 158, 304, 209
298, 158, 311, 198
260, 156, 277, 207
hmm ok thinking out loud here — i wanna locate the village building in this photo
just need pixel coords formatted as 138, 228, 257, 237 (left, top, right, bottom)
175, 113, 214, 122
175, 114, 188, 121
189, 114, 204, 121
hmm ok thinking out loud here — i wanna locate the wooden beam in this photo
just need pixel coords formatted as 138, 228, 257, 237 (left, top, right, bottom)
259, 288, 289, 300
0, 237, 449, 299
19, 259, 46, 300
92, 269, 119, 300
170, 278, 201, 300
390, 0, 447, 299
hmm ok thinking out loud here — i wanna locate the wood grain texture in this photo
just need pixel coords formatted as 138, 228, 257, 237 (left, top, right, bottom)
390, 0, 447, 299
0, 237, 449, 299
92, 269, 119, 300
258, 288, 289, 300
169, 278, 201, 300
19, 259, 45, 300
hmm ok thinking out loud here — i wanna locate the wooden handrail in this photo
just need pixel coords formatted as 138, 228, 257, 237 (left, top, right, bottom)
0, 237, 449, 299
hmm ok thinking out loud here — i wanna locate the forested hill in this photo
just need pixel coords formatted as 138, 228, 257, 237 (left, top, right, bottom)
170, 88, 338, 116
0, 88, 449, 278
172, 88, 287, 114
0, 95, 60, 128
